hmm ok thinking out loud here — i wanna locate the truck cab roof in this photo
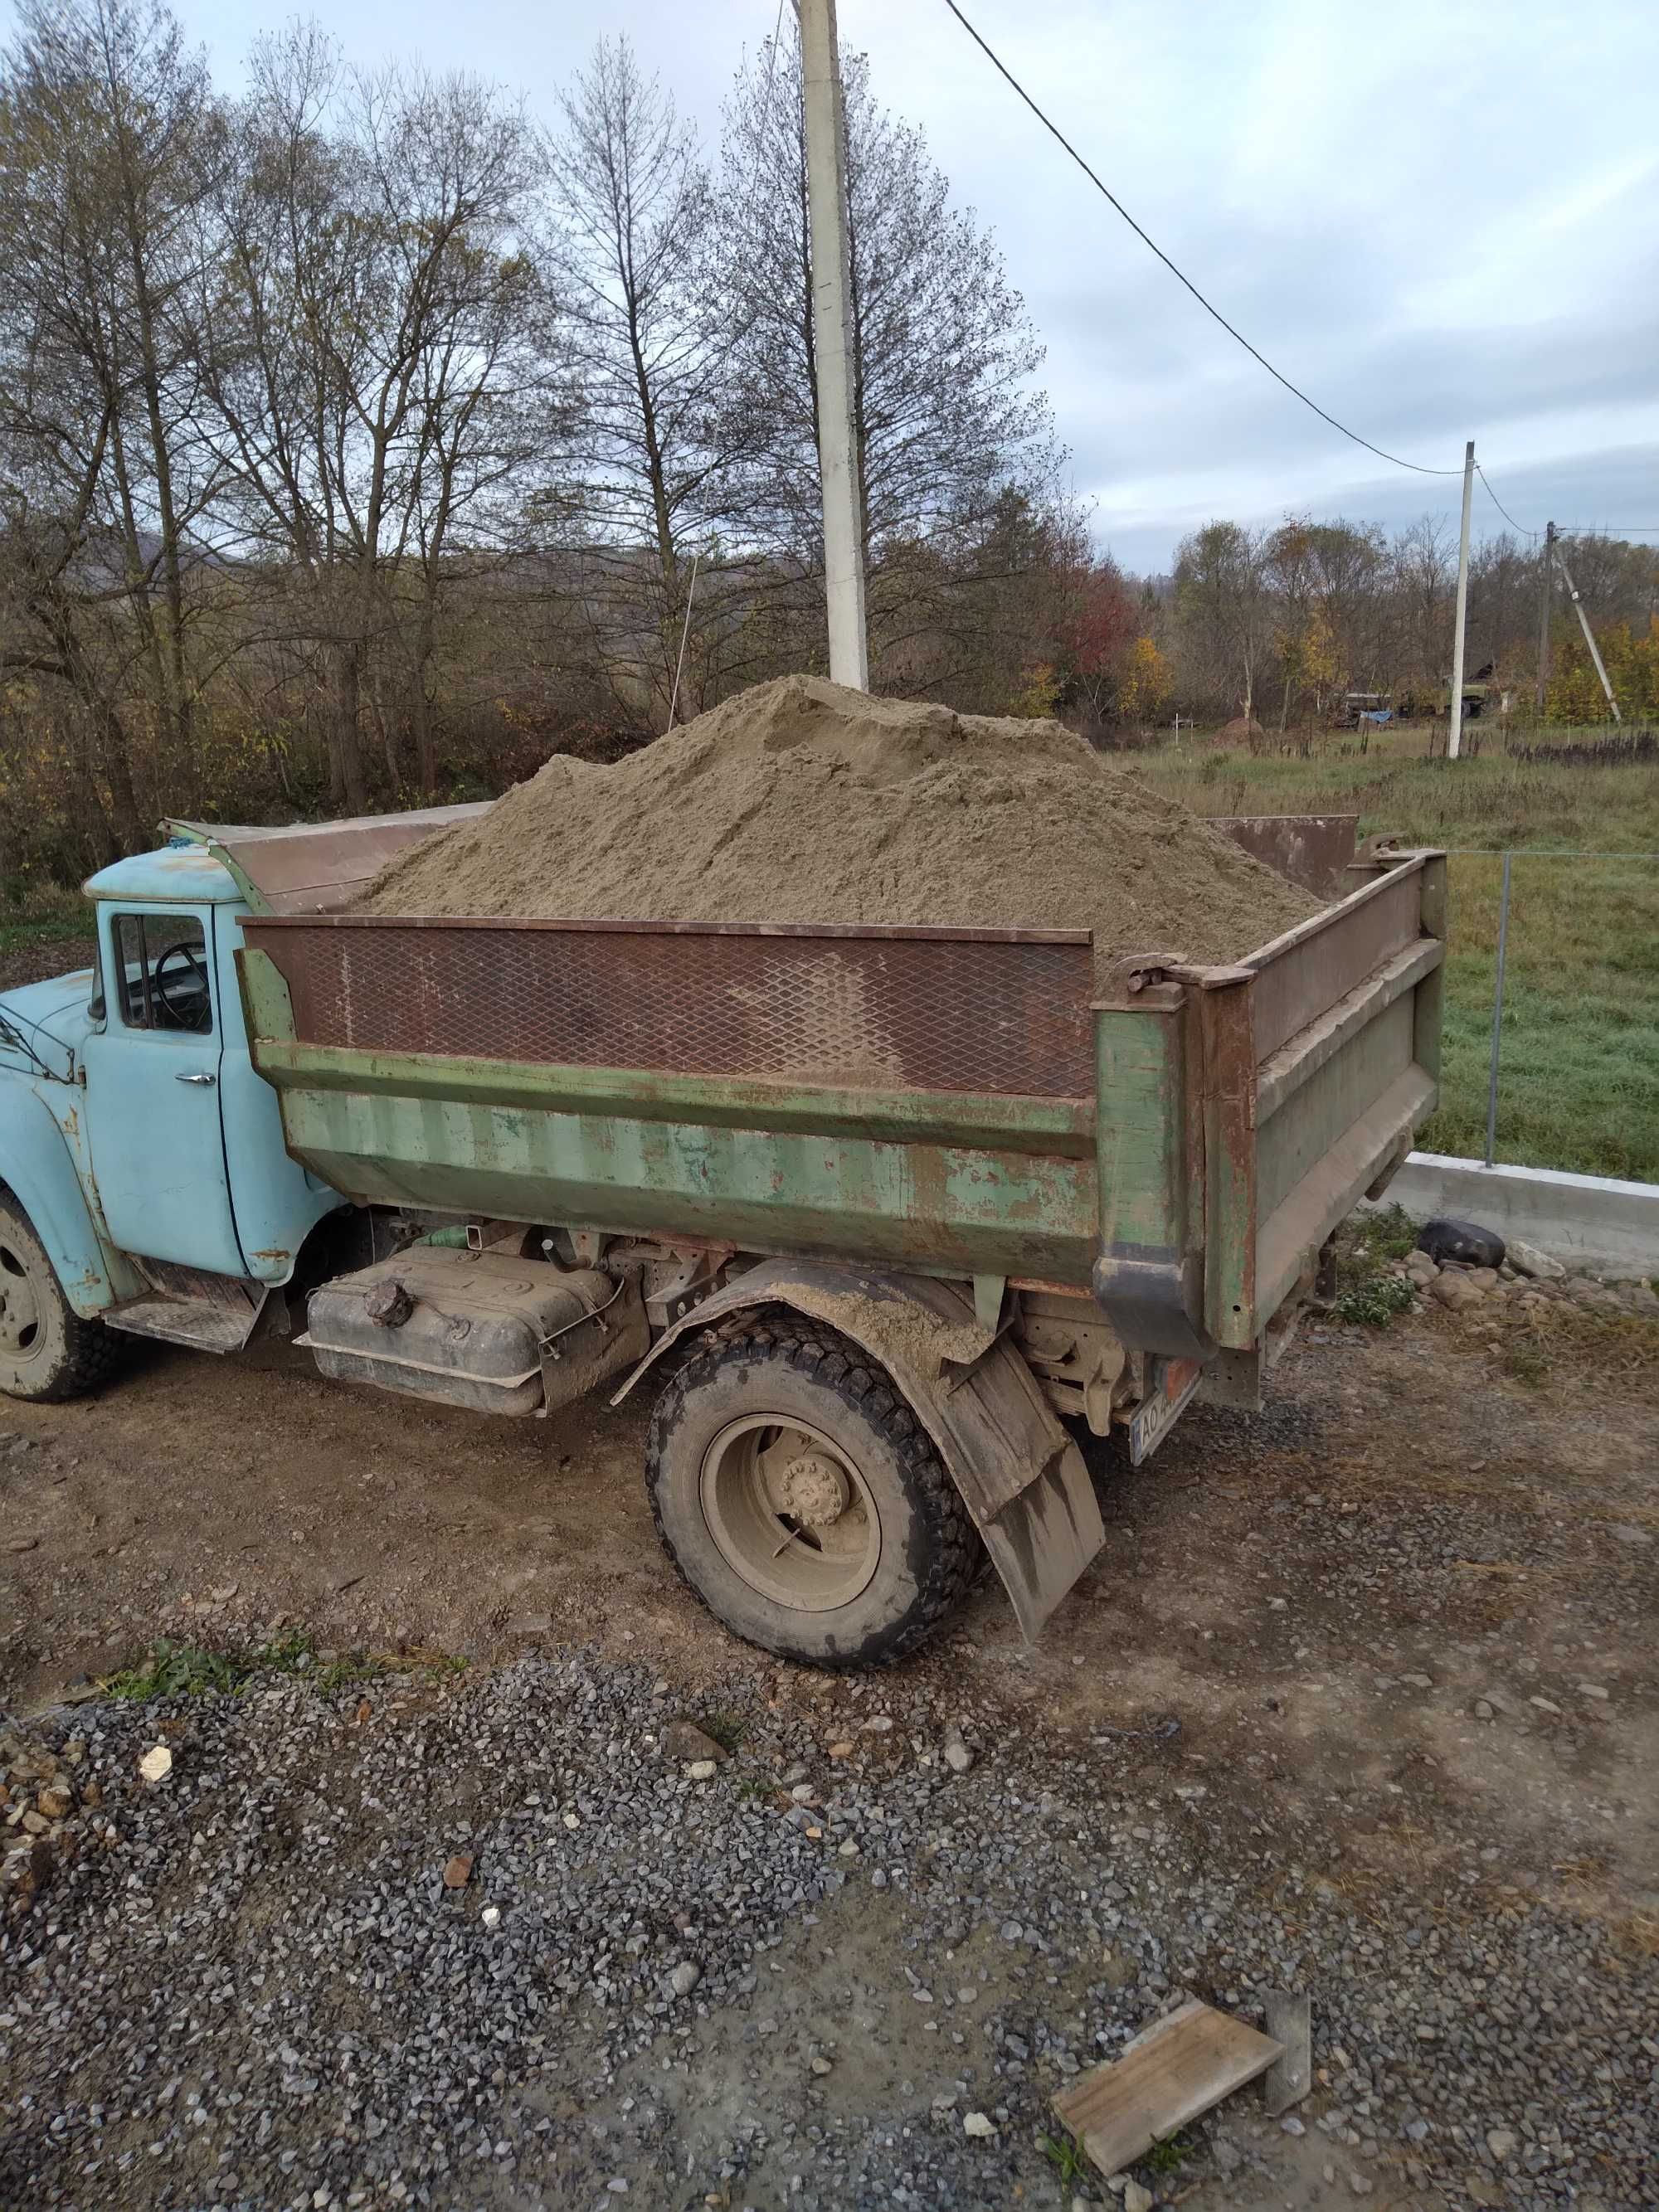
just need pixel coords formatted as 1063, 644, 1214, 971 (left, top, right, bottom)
84, 844, 244, 907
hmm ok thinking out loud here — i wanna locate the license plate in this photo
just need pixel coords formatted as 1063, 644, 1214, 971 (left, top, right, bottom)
1128, 1356, 1203, 1465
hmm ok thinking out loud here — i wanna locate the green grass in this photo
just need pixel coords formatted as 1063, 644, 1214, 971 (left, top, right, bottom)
1038, 2132, 1090, 2185
100, 1631, 464, 1702
1141, 729, 1659, 1181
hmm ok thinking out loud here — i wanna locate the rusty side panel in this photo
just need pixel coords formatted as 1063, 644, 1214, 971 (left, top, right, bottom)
1245, 858, 1427, 1064
1197, 976, 1258, 1349
1211, 814, 1359, 898
241, 914, 1097, 1101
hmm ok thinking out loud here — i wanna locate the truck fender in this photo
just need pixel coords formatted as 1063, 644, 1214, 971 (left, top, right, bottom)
0, 1082, 125, 1317
615, 1259, 1105, 1641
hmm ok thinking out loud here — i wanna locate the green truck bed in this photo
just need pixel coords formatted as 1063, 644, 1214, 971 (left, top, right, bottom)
234, 845, 1446, 1369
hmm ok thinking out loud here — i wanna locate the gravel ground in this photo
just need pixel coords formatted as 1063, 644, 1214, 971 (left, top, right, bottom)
4, 1647, 1655, 2212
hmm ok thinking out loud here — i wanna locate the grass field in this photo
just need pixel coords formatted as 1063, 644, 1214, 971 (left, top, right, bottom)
1141, 725, 1659, 1181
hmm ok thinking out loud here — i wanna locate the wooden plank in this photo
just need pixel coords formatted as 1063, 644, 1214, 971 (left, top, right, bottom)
1261, 1991, 1311, 2116
1052, 1998, 1283, 2180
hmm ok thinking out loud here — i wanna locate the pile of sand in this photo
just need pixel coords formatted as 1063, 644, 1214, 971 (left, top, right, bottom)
354, 677, 1319, 968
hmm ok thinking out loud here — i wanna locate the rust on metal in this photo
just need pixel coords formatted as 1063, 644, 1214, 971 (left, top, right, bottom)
241, 915, 1097, 1100
1212, 813, 1360, 898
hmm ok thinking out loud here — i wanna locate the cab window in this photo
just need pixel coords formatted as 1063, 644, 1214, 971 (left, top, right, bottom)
111, 913, 214, 1036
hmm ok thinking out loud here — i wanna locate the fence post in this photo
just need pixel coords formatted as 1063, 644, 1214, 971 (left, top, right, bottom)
1484, 851, 1513, 1169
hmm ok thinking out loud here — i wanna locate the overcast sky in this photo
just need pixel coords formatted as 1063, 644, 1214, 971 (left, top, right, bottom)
125, 0, 1659, 571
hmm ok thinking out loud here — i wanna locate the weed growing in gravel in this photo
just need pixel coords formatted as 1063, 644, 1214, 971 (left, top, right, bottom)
1334, 1274, 1417, 1327
1037, 2131, 1089, 2184
100, 1632, 465, 1702
698, 1708, 747, 1753
1146, 2129, 1195, 2173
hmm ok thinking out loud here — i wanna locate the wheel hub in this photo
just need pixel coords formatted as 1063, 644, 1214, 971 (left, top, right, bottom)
777, 1451, 849, 1528
698, 1415, 882, 1612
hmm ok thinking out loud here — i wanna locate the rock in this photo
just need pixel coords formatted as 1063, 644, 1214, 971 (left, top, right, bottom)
669, 1961, 701, 1997
1430, 1271, 1485, 1312
1528, 1695, 1561, 1714
685, 1759, 718, 1782
138, 1745, 173, 1784
1474, 1700, 1494, 1719
943, 1735, 975, 1774
442, 1854, 474, 1889
1281, 2116, 1306, 2136
2, 1837, 54, 1901
1507, 1239, 1564, 1280
661, 1720, 727, 1765
860, 1715, 894, 1733
1608, 1524, 1653, 1547
480, 1905, 501, 1930
36, 1786, 72, 1820
827, 1740, 855, 1758
1578, 1682, 1610, 1700
1464, 1267, 1500, 1291
1486, 2127, 1519, 2161
810, 2054, 832, 2075
1417, 1217, 1505, 1268
1122, 2183, 1154, 2212
961, 2111, 995, 2139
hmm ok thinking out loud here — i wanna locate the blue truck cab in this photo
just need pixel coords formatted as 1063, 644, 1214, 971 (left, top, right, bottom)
0, 839, 343, 1397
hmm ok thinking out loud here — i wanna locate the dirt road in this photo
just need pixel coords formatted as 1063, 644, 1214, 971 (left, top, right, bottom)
3, 1307, 1657, 2208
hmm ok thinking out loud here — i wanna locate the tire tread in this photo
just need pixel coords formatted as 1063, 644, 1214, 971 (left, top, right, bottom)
645, 1317, 980, 1668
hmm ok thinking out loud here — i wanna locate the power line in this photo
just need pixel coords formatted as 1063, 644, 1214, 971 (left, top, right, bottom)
938, 0, 1463, 479
1474, 464, 1536, 537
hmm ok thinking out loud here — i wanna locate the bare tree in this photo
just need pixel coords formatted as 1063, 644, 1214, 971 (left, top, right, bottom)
1174, 521, 1269, 727
544, 36, 737, 727
713, 27, 1058, 645
0, 0, 226, 848
199, 28, 552, 803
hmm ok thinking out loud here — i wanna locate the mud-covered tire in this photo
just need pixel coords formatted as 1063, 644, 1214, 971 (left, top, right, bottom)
645, 1319, 981, 1667
0, 1194, 122, 1403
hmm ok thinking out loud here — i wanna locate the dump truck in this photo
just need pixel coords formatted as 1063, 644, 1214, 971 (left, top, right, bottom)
0, 809, 1444, 1666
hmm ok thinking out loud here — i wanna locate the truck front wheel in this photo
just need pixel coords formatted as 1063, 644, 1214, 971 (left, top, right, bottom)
0, 1195, 121, 1403
645, 1319, 981, 1667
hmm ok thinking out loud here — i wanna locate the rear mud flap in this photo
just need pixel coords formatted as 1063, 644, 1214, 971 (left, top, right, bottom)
977, 1446, 1107, 1643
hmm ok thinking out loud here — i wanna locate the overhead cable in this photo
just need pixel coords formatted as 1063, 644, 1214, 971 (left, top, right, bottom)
938, 0, 1464, 478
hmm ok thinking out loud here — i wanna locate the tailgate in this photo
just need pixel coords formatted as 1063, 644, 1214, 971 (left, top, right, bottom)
1094, 851, 1446, 1358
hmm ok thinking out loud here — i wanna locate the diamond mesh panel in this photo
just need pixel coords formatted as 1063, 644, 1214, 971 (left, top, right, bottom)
245, 918, 1095, 1100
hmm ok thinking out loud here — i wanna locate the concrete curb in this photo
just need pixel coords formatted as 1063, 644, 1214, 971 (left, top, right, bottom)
1373, 1153, 1659, 1279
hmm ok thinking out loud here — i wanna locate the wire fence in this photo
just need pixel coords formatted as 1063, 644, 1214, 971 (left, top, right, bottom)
1432, 848, 1658, 1183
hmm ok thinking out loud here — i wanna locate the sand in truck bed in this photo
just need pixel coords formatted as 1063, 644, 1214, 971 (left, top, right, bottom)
353, 676, 1320, 969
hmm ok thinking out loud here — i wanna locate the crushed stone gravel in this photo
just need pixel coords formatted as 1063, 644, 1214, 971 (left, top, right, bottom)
4, 1649, 1655, 2211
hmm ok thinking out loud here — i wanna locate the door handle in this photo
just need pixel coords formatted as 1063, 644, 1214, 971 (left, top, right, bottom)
176, 1072, 217, 1087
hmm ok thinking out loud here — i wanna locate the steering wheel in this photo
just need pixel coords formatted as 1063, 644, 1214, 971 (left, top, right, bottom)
152, 941, 212, 1032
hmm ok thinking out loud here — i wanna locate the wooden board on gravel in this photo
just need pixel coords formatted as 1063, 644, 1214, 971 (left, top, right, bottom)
1052, 1996, 1284, 2179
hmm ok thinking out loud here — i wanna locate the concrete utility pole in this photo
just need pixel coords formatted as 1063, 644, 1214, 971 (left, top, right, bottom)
1447, 440, 1475, 759
1535, 520, 1555, 712
1554, 540, 1623, 722
798, 0, 869, 690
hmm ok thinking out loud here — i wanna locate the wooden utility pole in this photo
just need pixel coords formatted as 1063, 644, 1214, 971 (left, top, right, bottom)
1447, 440, 1475, 759
798, 0, 869, 689
1535, 520, 1555, 713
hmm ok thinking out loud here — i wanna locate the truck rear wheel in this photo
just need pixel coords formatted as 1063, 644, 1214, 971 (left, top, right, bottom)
0, 1195, 121, 1403
645, 1319, 981, 1667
